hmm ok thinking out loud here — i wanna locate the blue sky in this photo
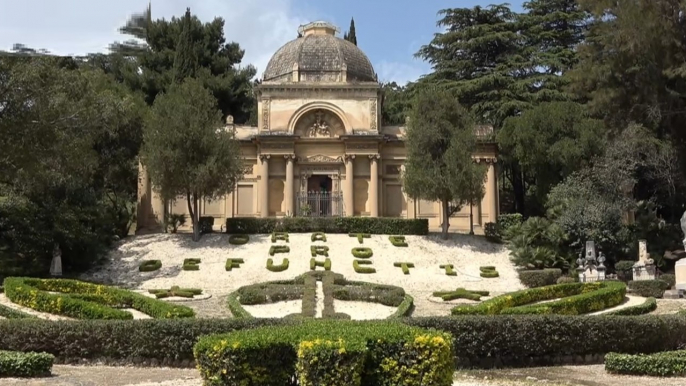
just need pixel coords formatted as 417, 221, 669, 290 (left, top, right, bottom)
0, 0, 525, 84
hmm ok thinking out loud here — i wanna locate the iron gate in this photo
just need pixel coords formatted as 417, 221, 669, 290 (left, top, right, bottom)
296, 191, 343, 217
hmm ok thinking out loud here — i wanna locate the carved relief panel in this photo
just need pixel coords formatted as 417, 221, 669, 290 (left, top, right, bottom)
294, 109, 345, 138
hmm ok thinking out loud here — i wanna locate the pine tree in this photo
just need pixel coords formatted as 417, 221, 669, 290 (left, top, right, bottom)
109, 2, 151, 57
344, 18, 357, 45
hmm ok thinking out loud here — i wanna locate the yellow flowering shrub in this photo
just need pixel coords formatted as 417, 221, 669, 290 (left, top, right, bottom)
3, 277, 194, 319
194, 320, 454, 386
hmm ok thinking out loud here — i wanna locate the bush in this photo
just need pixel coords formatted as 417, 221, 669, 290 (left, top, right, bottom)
605, 350, 686, 377
452, 281, 626, 315
199, 216, 214, 234
310, 246, 329, 257
148, 287, 202, 299
164, 213, 186, 234
311, 232, 326, 242
615, 260, 635, 281
388, 295, 414, 318
497, 213, 523, 237
182, 258, 200, 271
3, 277, 194, 320
332, 283, 405, 307
227, 293, 252, 318
506, 217, 571, 270
225, 258, 244, 271
228, 234, 249, 245
138, 260, 162, 272
271, 232, 289, 243
388, 236, 408, 247
269, 245, 290, 256
660, 274, 676, 289
440, 264, 457, 276
351, 247, 373, 259
353, 260, 376, 274
0, 304, 35, 319
433, 289, 489, 301
302, 274, 316, 318
267, 258, 289, 272
310, 258, 332, 271
484, 222, 501, 243
0, 351, 54, 377
193, 321, 454, 386
227, 217, 429, 235
236, 282, 304, 305
557, 276, 577, 284
349, 233, 370, 244
606, 297, 657, 316
480, 266, 499, 278
518, 269, 562, 288
394, 262, 414, 275
628, 280, 668, 298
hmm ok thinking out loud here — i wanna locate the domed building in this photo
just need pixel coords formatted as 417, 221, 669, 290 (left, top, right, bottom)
137, 21, 498, 232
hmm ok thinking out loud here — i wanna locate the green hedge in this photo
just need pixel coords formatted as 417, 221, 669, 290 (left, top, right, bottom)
228, 234, 249, 245
0, 304, 35, 319
199, 216, 214, 233
332, 282, 406, 307
227, 217, 429, 235
518, 269, 562, 288
388, 235, 408, 247
389, 295, 414, 318
606, 297, 657, 316
353, 260, 376, 274
0, 350, 54, 377
452, 281, 626, 315
225, 258, 244, 271
480, 266, 499, 278
269, 245, 290, 256
394, 262, 414, 275
138, 260, 162, 272
311, 232, 326, 242
310, 258, 332, 271
351, 247, 373, 259
628, 280, 668, 298
440, 264, 457, 276
193, 321, 453, 386
266, 258, 289, 272
349, 233, 370, 244
2, 315, 686, 368
182, 258, 200, 271
433, 289, 489, 302
310, 245, 329, 257
660, 274, 676, 289
3, 277, 194, 320
605, 350, 686, 377
148, 287, 202, 299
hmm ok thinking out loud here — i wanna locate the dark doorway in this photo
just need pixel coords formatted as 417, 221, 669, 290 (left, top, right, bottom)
307, 175, 332, 193
298, 175, 340, 216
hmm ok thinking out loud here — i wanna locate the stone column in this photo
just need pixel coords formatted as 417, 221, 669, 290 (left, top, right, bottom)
369, 154, 380, 217
285, 155, 295, 216
344, 155, 355, 216
259, 155, 270, 218
136, 161, 150, 231
488, 161, 498, 222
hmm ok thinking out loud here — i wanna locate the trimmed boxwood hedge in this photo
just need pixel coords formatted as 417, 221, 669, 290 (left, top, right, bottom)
228, 234, 249, 245
353, 260, 376, 274
452, 281, 626, 316
3, 277, 194, 320
518, 269, 562, 288
182, 258, 200, 271
0, 304, 35, 319
389, 235, 408, 247
351, 247, 373, 259
605, 350, 686, 377
138, 260, 162, 272
628, 280, 668, 298
0, 350, 54, 377
606, 297, 657, 316
227, 217, 429, 235
349, 233, 370, 244
394, 262, 414, 275
2, 315, 686, 368
267, 258, 289, 272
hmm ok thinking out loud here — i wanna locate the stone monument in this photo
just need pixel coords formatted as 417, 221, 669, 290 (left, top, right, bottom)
576, 241, 606, 282
675, 211, 686, 291
633, 239, 656, 281
49, 243, 62, 277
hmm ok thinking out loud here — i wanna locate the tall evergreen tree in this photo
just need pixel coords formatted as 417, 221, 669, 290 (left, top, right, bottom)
344, 18, 357, 45
173, 8, 199, 83
109, 2, 151, 57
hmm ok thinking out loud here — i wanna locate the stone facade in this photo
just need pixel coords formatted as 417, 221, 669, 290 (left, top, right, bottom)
136, 21, 499, 233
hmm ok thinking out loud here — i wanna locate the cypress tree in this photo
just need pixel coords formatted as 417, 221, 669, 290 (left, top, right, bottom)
173, 8, 198, 83
344, 18, 357, 45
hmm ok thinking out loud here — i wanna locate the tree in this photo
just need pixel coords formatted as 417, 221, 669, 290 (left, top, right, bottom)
142, 78, 244, 241
498, 102, 606, 214
403, 87, 487, 238
381, 81, 413, 125
343, 18, 357, 45
173, 8, 199, 83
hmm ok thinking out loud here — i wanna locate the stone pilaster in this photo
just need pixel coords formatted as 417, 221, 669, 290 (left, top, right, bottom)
285, 155, 295, 215
487, 160, 498, 222
344, 155, 355, 216
369, 154, 380, 217
259, 155, 270, 218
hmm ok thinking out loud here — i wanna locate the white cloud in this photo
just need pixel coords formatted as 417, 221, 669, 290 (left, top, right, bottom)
0, 0, 310, 77
375, 60, 430, 85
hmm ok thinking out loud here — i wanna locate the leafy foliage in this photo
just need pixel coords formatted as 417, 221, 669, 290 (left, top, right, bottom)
506, 217, 571, 270
226, 217, 428, 235
605, 350, 686, 377
0, 351, 54, 377
518, 269, 562, 288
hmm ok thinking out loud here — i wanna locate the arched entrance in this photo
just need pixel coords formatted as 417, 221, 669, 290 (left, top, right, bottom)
297, 166, 343, 217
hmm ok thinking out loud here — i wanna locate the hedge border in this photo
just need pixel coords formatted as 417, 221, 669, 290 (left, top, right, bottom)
225, 258, 244, 271
388, 294, 414, 318
0, 350, 54, 377
0, 304, 35, 319
389, 235, 408, 247
394, 262, 414, 275
138, 260, 162, 272
440, 264, 457, 276
227, 217, 429, 235
311, 232, 327, 242
310, 258, 332, 271
351, 247, 373, 259
267, 258, 289, 272
606, 297, 657, 316
310, 246, 329, 257
353, 260, 376, 274
605, 350, 686, 377
349, 233, 370, 244
269, 245, 290, 256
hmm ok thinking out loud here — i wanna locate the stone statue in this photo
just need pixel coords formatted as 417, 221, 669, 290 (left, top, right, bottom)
50, 243, 62, 277
307, 111, 331, 138
681, 210, 686, 250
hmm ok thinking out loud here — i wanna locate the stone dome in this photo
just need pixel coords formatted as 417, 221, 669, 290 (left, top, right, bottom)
263, 21, 377, 83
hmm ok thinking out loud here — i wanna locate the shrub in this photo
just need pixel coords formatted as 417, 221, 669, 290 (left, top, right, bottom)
182, 258, 200, 271
332, 283, 405, 307
267, 258, 289, 272
452, 281, 626, 316
269, 245, 290, 256
628, 280, 668, 298
0, 304, 35, 319
199, 217, 214, 234
3, 277, 194, 319
349, 233, 370, 244
236, 282, 304, 305
164, 213, 186, 234
351, 247, 373, 259
660, 274, 676, 289
0, 351, 54, 377
497, 213, 523, 237
433, 289, 489, 302
138, 260, 162, 272
484, 222, 501, 243
518, 269, 562, 288
394, 262, 414, 275
615, 260, 635, 281
440, 264, 457, 276
310, 246, 329, 257
311, 232, 326, 242
388, 235, 408, 247
388, 295, 414, 318
302, 275, 316, 318
193, 321, 454, 386
606, 297, 657, 316
353, 260, 376, 274
310, 258, 332, 271
148, 287, 202, 299
271, 232, 289, 243
227, 217, 429, 235
557, 276, 577, 284
228, 234, 249, 245
480, 266, 499, 278
227, 292, 252, 318
225, 258, 244, 271
506, 217, 571, 270
605, 351, 686, 377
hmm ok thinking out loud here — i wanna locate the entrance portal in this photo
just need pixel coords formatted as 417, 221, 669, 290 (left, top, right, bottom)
298, 175, 341, 217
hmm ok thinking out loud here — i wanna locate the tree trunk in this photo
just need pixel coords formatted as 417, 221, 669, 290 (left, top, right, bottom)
441, 199, 450, 239
512, 162, 525, 215
186, 192, 200, 242
469, 201, 474, 235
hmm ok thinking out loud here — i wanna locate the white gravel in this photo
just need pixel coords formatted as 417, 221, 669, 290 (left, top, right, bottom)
84, 233, 522, 314
242, 300, 301, 318
590, 295, 647, 315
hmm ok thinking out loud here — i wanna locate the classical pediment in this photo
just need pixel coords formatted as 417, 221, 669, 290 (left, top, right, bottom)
299, 154, 344, 163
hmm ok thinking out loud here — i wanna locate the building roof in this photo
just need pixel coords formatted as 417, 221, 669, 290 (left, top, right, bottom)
262, 21, 376, 83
